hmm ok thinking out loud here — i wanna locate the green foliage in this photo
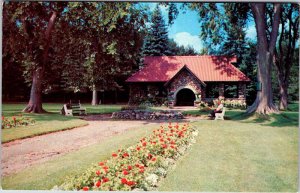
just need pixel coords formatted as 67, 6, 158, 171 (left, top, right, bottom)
142, 5, 171, 57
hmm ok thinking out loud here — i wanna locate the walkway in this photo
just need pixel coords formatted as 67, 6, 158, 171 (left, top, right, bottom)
1, 116, 161, 176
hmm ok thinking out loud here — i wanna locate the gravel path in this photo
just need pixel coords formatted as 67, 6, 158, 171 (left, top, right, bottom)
1, 115, 162, 176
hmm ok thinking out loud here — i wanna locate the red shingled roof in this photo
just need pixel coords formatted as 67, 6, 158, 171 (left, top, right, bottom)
126, 56, 250, 82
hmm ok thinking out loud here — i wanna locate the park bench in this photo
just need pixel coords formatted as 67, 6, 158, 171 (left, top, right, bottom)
215, 107, 226, 120
61, 100, 87, 116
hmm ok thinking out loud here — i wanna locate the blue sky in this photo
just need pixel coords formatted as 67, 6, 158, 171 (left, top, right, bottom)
147, 3, 256, 53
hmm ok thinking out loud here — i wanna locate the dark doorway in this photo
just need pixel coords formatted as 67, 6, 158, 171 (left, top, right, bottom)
176, 88, 195, 106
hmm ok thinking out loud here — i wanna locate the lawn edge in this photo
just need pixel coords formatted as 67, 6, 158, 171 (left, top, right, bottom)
1, 123, 89, 144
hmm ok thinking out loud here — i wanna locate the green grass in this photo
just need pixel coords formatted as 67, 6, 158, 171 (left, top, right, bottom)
1, 103, 298, 191
1, 124, 157, 190
158, 105, 298, 192
1, 103, 122, 143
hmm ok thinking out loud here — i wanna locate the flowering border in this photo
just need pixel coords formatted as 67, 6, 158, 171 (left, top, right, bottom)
2, 115, 35, 129
55, 122, 198, 191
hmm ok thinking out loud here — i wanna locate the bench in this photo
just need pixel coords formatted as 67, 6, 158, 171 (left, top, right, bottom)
215, 107, 225, 120
61, 101, 87, 116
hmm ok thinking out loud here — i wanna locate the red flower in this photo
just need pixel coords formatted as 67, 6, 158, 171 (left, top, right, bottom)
123, 152, 129, 157
96, 170, 101, 176
121, 178, 128, 184
102, 166, 108, 170
151, 157, 156, 161
82, 186, 89, 191
160, 138, 164, 142
127, 181, 135, 186
102, 177, 109, 183
127, 165, 132, 170
175, 124, 179, 129
98, 162, 105, 166
135, 163, 140, 167
167, 138, 171, 141
139, 165, 144, 169
112, 153, 118, 157
12, 116, 16, 121
171, 145, 175, 149
148, 153, 153, 159
139, 169, 145, 173
136, 146, 141, 151
152, 142, 156, 145
142, 142, 147, 147
2, 116, 4, 120
162, 144, 168, 149
95, 180, 101, 187
123, 170, 129, 175
104, 169, 109, 173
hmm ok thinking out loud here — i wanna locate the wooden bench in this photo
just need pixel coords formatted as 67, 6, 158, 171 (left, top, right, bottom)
215, 107, 225, 120
61, 101, 87, 116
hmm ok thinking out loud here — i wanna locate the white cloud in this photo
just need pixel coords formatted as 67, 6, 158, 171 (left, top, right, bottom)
246, 24, 257, 40
173, 32, 203, 53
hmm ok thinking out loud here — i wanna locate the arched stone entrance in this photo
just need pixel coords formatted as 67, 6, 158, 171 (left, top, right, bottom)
175, 88, 196, 106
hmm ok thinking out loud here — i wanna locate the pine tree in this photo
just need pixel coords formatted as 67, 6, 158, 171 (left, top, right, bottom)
142, 5, 171, 56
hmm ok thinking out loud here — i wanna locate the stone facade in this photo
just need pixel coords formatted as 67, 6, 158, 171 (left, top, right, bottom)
128, 70, 247, 107
166, 69, 203, 106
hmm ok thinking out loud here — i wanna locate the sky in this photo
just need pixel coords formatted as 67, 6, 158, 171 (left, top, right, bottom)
147, 3, 256, 53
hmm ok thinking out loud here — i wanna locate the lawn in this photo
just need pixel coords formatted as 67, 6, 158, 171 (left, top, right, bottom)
1, 103, 298, 191
1, 103, 122, 143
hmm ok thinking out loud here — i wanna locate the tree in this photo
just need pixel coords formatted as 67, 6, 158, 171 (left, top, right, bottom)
142, 5, 171, 57
168, 39, 198, 55
188, 3, 282, 114
58, 2, 147, 105
273, 4, 299, 110
3, 2, 66, 113
246, 3, 281, 114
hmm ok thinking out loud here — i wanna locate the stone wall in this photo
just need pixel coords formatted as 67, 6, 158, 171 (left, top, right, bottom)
112, 110, 184, 120
167, 69, 202, 106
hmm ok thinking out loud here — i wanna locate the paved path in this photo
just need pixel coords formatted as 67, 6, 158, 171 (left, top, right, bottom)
1, 115, 162, 176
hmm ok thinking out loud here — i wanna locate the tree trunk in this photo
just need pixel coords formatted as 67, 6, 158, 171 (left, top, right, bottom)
247, 3, 281, 114
91, 86, 98, 106
278, 79, 288, 110
23, 69, 45, 113
246, 52, 278, 114
23, 11, 57, 113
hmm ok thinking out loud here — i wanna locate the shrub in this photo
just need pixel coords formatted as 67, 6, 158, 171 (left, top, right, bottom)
56, 123, 198, 191
2, 115, 35, 129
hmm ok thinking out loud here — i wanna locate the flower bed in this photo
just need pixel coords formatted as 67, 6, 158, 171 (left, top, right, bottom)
55, 122, 198, 191
1, 115, 35, 129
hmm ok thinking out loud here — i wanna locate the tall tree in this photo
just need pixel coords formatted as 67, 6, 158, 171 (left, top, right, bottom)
3, 2, 66, 113
188, 3, 282, 114
142, 5, 171, 57
58, 2, 147, 105
273, 4, 299, 110
246, 3, 281, 114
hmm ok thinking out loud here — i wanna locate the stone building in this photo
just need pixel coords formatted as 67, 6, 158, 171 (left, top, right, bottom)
126, 56, 250, 107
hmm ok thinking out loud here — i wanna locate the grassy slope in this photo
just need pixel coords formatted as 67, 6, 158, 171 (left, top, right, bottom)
2, 124, 157, 190
158, 104, 299, 192
1, 103, 122, 143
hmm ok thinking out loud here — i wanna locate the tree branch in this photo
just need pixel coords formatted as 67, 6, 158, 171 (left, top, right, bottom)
269, 3, 281, 54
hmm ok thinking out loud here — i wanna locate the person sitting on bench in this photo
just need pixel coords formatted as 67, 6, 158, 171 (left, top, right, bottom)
209, 100, 224, 118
